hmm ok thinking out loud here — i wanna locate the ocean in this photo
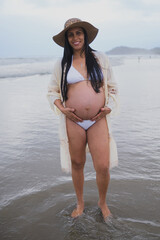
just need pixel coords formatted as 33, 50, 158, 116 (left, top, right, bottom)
0, 54, 160, 240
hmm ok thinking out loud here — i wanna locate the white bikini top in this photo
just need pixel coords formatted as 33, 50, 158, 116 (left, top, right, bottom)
67, 57, 89, 84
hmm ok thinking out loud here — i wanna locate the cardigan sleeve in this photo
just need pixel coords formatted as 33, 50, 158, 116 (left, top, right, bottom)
47, 59, 62, 115
105, 55, 120, 115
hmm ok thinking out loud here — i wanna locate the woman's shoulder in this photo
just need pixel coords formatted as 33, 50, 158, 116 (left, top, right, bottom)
53, 57, 62, 67
52, 57, 62, 72
93, 51, 108, 58
93, 51, 109, 66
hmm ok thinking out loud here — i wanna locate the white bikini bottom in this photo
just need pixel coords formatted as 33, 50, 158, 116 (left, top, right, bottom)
76, 120, 96, 130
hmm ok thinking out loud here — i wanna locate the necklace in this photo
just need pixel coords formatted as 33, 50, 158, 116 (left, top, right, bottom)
72, 55, 85, 68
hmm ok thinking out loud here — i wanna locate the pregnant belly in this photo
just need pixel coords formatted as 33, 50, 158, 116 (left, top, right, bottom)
65, 81, 105, 120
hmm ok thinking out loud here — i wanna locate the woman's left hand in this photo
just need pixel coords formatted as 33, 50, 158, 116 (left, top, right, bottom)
91, 107, 111, 122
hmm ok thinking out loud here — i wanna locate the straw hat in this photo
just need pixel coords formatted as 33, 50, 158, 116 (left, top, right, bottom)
53, 18, 98, 47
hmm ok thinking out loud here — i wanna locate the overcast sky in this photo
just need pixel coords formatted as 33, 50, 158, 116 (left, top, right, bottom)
0, 0, 160, 57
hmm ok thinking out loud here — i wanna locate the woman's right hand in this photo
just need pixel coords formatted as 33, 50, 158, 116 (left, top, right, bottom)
62, 107, 83, 122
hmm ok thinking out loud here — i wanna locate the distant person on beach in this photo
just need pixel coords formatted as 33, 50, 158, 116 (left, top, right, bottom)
47, 18, 119, 219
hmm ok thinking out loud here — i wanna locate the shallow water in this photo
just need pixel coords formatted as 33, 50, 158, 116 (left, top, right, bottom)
1, 179, 160, 240
0, 55, 160, 239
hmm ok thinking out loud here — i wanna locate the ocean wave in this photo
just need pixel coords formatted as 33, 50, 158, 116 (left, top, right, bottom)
0, 185, 46, 210
0, 61, 55, 79
0, 56, 123, 79
118, 217, 160, 228
0, 176, 72, 210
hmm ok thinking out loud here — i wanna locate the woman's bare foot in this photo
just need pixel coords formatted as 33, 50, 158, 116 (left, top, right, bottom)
71, 203, 84, 218
98, 201, 112, 219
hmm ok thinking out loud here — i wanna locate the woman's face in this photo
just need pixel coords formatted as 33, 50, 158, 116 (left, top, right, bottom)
67, 27, 85, 52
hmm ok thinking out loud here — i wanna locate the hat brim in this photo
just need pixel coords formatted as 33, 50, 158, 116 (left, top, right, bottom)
53, 21, 98, 47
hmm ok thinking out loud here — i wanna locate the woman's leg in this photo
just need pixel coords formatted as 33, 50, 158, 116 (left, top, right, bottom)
87, 117, 111, 219
66, 118, 87, 217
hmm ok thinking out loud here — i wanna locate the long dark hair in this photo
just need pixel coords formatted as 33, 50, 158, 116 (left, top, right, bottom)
61, 28, 103, 101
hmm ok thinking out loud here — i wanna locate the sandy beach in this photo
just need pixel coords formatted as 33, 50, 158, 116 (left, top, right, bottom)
0, 55, 160, 240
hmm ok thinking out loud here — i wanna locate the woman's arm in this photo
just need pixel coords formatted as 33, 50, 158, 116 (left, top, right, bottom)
106, 56, 119, 115
47, 59, 62, 115
91, 53, 119, 121
47, 59, 83, 122
54, 99, 83, 122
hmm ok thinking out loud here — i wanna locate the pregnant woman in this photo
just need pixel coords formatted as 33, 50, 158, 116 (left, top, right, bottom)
47, 18, 119, 219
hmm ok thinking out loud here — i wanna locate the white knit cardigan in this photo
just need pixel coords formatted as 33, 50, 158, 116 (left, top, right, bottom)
47, 51, 119, 173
